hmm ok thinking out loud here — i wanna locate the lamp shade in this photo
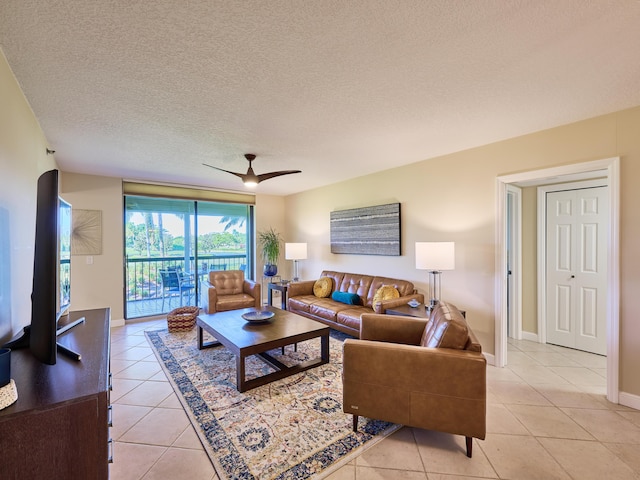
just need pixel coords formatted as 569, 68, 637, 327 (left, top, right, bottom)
285, 242, 307, 260
415, 242, 455, 271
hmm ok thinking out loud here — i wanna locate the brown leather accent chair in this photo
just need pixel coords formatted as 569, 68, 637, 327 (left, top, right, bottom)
342, 302, 486, 457
200, 269, 261, 313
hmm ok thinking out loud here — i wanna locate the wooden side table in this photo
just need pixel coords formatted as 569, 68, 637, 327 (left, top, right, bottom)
268, 281, 289, 310
386, 304, 465, 318
261, 275, 281, 305
386, 304, 430, 318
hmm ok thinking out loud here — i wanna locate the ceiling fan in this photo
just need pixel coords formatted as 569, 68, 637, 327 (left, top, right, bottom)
203, 154, 301, 188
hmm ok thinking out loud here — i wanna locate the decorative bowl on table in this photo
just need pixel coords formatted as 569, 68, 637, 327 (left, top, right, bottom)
241, 310, 275, 323
407, 299, 421, 308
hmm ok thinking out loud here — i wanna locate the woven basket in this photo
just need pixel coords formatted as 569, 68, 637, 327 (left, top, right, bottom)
167, 306, 199, 332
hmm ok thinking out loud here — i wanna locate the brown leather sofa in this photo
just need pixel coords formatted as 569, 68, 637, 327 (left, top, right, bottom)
342, 302, 486, 457
287, 270, 424, 337
200, 269, 261, 313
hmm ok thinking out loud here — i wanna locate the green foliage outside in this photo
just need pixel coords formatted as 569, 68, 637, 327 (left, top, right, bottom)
125, 222, 245, 257
125, 217, 247, 302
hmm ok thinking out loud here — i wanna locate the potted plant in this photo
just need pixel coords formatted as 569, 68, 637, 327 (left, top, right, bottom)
258, 227, 282, 277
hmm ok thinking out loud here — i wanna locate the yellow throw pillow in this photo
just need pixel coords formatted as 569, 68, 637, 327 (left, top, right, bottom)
313, 277, 333, 297
373, 285, 400, 305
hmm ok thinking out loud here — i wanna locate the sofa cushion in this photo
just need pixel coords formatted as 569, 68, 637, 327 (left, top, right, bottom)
373, 285, 400, 305
288, 295, 317, 313
420, 303, 469, 349
320, 271, 346, 292
313, 276, 333, 297
332, 291, 361, 305
338, 273, 374, 300
337, 307, 371, 330
366, 276, 416, 306
310, 298, 351, 320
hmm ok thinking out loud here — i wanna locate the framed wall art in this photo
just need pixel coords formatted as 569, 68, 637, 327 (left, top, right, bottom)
72, 209, 102, 255
330, 203, 400, 256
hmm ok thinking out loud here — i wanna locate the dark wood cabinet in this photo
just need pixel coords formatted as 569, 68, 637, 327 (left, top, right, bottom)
0, 308, 111, 480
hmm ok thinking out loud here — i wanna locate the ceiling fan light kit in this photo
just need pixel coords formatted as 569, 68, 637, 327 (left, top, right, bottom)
203, 154, 301, 188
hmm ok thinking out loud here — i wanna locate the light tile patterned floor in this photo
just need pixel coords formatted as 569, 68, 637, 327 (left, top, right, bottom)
108, 319, 640, 480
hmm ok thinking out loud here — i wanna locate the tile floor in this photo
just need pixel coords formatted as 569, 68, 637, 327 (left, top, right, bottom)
109, 319, 640, 480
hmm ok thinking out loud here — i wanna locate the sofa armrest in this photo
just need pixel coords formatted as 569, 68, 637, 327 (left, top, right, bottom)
243, 279, 261, 308
343, 339, 486, 399
287, 280, 315, 297
201, 280, 218, 313
373, 293, 425, 313
360, 313, 428, 345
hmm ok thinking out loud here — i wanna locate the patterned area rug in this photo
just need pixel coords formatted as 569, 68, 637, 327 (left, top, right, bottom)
145, 327, 399, 480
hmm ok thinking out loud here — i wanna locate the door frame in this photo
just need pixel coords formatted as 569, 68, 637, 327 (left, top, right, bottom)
495, 157, 620, 403
506, 184, 522, 340
537, 179, 608, 347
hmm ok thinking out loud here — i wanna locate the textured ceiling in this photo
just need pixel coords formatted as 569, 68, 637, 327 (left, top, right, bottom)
1, 1, 640, 195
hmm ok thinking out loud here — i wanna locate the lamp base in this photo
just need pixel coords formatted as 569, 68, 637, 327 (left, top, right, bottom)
428, 270, 443, 307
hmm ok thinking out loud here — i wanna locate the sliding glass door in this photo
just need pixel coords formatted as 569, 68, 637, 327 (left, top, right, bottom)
124, 196, 253, 319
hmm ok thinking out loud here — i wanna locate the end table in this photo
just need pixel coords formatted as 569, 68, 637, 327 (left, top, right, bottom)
386, 304, 465, 318
267, 281, 289, 310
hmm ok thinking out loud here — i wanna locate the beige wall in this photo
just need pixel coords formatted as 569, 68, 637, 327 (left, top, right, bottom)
0, 50, 57, 343
616, 108, 640, 398
285, 107, 640, 398
3, 44, 639, 400
61, 173, 124, 320
254, 194, 286, 302
55, 176, 286, 319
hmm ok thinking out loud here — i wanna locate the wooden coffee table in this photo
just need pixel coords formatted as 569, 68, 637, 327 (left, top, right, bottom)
196, 306, 330, 392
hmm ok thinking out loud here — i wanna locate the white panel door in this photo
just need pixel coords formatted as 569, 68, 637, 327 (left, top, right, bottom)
546, 187, 607, 355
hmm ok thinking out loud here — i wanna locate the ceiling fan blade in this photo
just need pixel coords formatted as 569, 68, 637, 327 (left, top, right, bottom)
202, 163, 246, 180
205, 155, 301, 186
257, 170, 302, 183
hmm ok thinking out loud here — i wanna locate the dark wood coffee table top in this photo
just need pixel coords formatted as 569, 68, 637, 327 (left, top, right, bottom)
197, 306, 327, 351
196, 306, 330, 392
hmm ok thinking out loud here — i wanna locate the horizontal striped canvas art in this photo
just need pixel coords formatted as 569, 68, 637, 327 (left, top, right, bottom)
330, 203, 401, 255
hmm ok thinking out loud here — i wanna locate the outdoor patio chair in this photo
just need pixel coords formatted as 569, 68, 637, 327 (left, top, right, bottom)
159, 269, 195, 310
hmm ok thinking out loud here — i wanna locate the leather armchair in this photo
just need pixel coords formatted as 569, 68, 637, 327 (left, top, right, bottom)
200, 269, 261, 313
342, 302, 486, 457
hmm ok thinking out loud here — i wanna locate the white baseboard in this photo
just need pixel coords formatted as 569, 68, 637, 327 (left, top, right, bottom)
619, 391, 640, 411
483, 352, 495, 366
521, 331, 539, 342
110, 318, 125, 328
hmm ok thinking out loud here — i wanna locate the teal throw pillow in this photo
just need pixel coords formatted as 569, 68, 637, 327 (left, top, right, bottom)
331, 291, 361, 305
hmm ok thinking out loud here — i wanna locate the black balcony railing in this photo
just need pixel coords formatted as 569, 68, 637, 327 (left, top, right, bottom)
125, 254, 247, 318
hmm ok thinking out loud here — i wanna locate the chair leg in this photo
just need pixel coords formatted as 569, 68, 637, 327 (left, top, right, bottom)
465, 436, 473, 458
352, 415, 359, 432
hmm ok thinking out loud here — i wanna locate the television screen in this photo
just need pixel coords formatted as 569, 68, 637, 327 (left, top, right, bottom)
59, 198, 71, 317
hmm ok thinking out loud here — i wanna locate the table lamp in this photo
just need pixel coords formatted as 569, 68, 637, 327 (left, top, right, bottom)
285, 243, 307, 281
415, 241, 455, 308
